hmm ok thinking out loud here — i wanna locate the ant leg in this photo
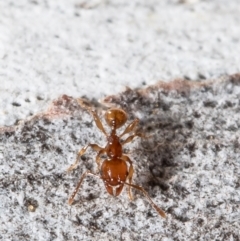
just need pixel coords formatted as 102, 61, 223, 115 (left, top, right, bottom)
96, 149, 106, 171
68, 170, 100, 205
67, 144, 103, 173
89, 109, 108, 136
119, 118, 139, 138
124, 182, 166, 218
122, 132, 147, 145
77, 99, 107, 136
121, 155, 134, 201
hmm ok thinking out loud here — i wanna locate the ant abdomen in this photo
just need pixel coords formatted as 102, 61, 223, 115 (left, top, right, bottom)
101, 158, 128, 186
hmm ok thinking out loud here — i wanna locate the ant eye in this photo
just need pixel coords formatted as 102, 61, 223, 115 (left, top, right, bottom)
104, 108, 127, 128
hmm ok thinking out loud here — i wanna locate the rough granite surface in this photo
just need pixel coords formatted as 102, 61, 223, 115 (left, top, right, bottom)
1, 74, 240, 240
1, 0, 240, 240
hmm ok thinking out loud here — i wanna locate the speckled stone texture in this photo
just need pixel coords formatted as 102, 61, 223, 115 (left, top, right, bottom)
1, 74, 240, 240
1, 0, 240, 240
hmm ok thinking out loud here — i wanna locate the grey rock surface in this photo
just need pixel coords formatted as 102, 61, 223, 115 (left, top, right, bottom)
1, 0, 240, 240
0, 74, 240, 240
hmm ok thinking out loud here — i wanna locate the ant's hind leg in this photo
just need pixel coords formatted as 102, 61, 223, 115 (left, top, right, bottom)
68, 170, 100, 205
124, 182, 166, 218
67, 144, 103, 173
122, 155, 134, 201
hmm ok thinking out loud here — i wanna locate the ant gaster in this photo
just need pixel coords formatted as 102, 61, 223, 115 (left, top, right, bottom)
67, 100, 166, 218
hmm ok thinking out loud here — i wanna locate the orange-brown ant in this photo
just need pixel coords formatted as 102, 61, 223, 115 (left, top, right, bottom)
67, 100, 166, 218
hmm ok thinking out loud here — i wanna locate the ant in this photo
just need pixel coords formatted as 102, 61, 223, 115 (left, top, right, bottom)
67, 100, 166, 218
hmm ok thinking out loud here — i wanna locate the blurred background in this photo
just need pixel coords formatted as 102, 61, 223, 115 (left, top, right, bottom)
0, 0, 240, 126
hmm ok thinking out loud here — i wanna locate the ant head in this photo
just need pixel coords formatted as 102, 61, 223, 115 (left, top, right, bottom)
104, 108, 127, 129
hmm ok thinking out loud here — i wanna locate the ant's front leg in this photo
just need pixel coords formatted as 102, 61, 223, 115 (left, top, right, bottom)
121, 132, 147, 145
120, 119, 149, 145
67, 144, 103, 173
77, 99, 107, 136
119, 118, 139, 138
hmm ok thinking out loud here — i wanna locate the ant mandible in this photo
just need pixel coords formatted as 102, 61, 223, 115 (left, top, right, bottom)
67, 100, 166, 218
